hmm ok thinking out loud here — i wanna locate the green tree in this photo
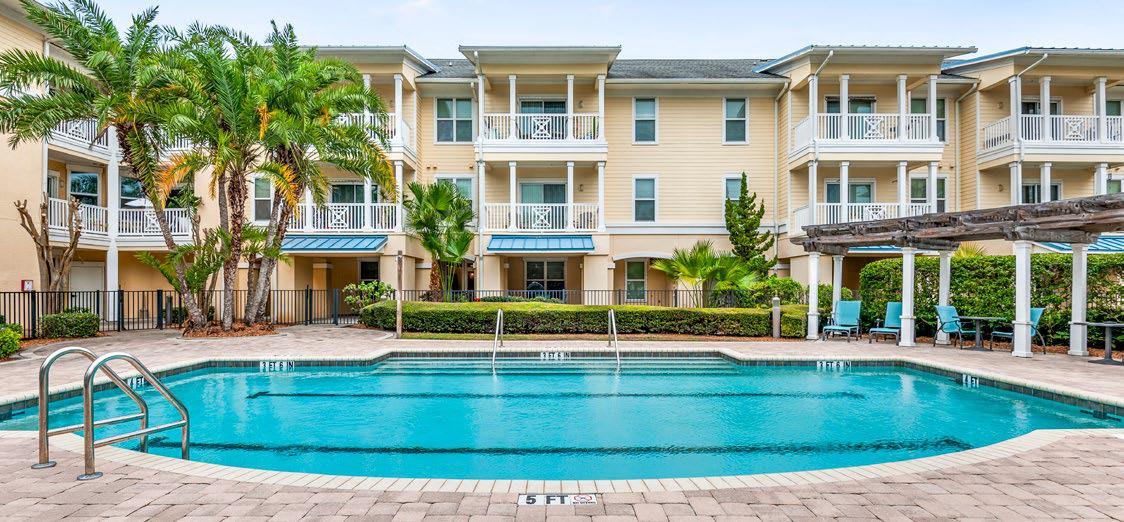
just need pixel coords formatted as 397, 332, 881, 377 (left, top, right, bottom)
724, 172, 775, 277
652, 240, 758, 307
402, 181, 475, 299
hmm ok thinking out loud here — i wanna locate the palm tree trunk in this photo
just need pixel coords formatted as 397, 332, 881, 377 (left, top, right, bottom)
428, 262, 442, 301
221, 168, 248, 330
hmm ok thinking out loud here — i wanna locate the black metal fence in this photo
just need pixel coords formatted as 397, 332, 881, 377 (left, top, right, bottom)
394, 289, 761, 308
0, 289, 356, 339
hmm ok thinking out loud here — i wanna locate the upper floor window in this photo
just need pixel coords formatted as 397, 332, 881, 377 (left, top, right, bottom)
633, 98, 657, 143
330, 183, 379, 203
825, 181, 872, 204
724, 176, 743, 200
1107, 100, 1122, 117
68, 172, 99, 206
253, 176, 272, 222
1021, 100, 1060, 115
825, 97, 875, 114
633, 177, 656, 222
724, 98, 747, 143
436, 176, 474, 203
436, 98, 473, 142
520, 100, 566, 114
1109, 176, 1122, 194
911, 98, 947, 141
1022, 182, 1061, 204
910, 177, 947, 212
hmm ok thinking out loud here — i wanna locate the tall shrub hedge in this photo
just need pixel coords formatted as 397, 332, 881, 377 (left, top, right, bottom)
858, 253, 1124, 344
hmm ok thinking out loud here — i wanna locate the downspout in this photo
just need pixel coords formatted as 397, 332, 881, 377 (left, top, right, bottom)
954, 81, 980, 213
773, 81, 790, 266
1013, 52, 1048, 161
810, 51, 834, 161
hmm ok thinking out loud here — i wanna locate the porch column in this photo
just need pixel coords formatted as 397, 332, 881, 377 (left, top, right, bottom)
1095, 162, 1109, 195
808, 160, 818, 224
897, 74, 907, 141
1097, 77, 1108, 143
926, 161, 938, 212
596, 161, 606, 231
1008, 77, 1020, 142
565, 74, 575, 140
808, 75, 819, 140
1040, 162, 1052, 203
362, 177, 373, 231
1040, 76, 1052, 142
508, 75, 517, 139
565, 161, 575, 231
508, 161, 517, 230
303, 186, 314, 233
1009, 162, 1022, 205
477, 160, 486, 230
1012, 240, 1033, 357
476, 74, 485, 140
900, 247, 916, 347
839, 161, 850, 216
831, 255, 843, 311
362, 73, 372, 124
106, 126, 120, 318
839, 74, 850, 140
394, 161, 404, 231
806, 252, 820, 340
936, 250, 952, 345
897, 161, 908, 215
393, 74, 403, 143
928, 75, 938, 141
596, 74, 605, 140
1069, 243, 1089, 356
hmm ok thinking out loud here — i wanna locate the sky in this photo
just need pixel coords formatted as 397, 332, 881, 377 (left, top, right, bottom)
97, 0, 1124, 61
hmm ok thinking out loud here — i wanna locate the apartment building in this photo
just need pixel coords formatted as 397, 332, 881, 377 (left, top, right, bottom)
3, 2, 1123, 300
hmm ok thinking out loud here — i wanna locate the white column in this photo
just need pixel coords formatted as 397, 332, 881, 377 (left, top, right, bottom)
928, 75, 938, 141
565, 74, 575, 140
831, 255, 843, 310
1009, 162, 1022, 205
808, 75, 819, 140
839, 161, 850, 211
927, 161, 938, 212
899, 247, 917, 347
596, 74, 605, 140
1011, 240, 1033, 357
1040, 162, 1052, 203
393, 74, 403, 143
1069, 243, 1089, 356
806, 252, 820, 340
1040, 76, 1052, 142
303, 186, 314, 232
839, 74, 850, 140
106, 127, 120, 313
508, 161, 517, 230
1096, 77, 1108, 142
565, 161, 575, 231
1095, 163, 1109, 195
936, 250, 952, 345
394, 161, 403, 231
508, 74, 517, 139
897, 161, 908, 215
476, 74, 485, 141
808, 161, 819, 224
362, 73, 372, 125
477, 160, 486, 229
897, 74, 908, 141
596, 161, 606, 231
362, 177, 373, 231
1008, 77, 1020, 141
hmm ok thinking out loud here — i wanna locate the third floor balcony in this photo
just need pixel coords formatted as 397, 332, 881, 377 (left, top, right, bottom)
981, 114, 1124, 152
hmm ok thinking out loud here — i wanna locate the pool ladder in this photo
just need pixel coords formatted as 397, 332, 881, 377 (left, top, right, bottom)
491, 309, 504, 371
608, 309, 620, 370
34, 347, 190, 480
490, 308, 620, 371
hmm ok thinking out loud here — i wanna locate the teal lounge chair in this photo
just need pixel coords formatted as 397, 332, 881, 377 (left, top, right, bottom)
822, 300, 861, 342
990, 307, 1047, 353
935, 305, 976, 348
868, 302, 902, 344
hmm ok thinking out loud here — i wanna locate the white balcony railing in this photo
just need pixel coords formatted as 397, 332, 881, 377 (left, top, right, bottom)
791, 114, 933, 150
47, 197, 108, 236
480, 113, 601, 141
337, 112, 413, 150
49, 118, 111, 156
791, 202, 932, 235
981, 114, 1124, 151
118, 208, 192, 237
482, 203, 600, 232
288, 202, 399, 232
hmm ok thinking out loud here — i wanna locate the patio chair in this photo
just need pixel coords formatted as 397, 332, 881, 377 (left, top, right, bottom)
868, 301, 902, 344
821, 300, 862, 342
990, 307, 1048, 354
934, 305, 975, 348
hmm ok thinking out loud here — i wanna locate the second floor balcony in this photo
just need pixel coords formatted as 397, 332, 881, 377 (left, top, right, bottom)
287, 202, 400, 233
794, 113, 935, 147
337, 112, 415, 155
482, 203, 600, 232
981, 114, 1124, 152
47, 197, 193, 243
480, 113, 601, 142
791, 202, 931, 234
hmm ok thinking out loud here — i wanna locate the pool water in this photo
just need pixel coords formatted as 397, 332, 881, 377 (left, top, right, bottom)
0, 357, 1114, 480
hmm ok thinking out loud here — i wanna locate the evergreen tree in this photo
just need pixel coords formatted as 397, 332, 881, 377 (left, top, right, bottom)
724, 172, 775, 277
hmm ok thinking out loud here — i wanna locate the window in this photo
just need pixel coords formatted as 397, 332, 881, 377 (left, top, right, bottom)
46, 171, 59, 199
633, 98, 657, 143
331, 183, 380, 204
520, 182, 566, 204
724, 98, 747, 143
68, 172, 99, 206
633, 177, 656, 222
520, 100, 566, 114
436, 98, 473, 142
1021, 182, 1061, 204
120, 177, 144, 208
625, 261, 646, 301
909, 177, 948, 212
911, 98, 947, 141
724, 176, 743, 200
359, 260, 380, 283
1021, 100, 1060, 115
824, 182, 873, 204
253, 176, 272, 222
525, 260, 565, 292
1108, 101, 1122, 117
824, 97, 875, 114
1108, 177, 1122, 194
436, 176, 474, 202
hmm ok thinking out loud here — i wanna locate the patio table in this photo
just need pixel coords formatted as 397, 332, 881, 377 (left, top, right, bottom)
957, 316, 1005, 351
1077, 322, 1124, 366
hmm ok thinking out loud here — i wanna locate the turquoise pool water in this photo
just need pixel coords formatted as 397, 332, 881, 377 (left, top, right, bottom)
0, 357, 1114, 480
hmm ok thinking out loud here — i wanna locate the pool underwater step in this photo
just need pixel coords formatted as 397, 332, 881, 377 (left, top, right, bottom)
243, 391, 867, 400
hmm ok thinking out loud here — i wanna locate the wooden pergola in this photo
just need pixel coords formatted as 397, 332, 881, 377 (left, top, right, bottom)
792, 193, 1124, 356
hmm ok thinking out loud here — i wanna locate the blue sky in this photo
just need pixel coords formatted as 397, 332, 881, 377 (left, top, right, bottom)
100, 0, 1124, 60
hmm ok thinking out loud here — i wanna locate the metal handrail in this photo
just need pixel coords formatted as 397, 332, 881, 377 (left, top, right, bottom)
608, 309, 620, 370
34, 347, 149, 469
79, 352, 190, 480
491, 309, 504, 371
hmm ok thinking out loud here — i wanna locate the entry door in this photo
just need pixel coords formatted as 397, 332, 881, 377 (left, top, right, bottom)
70, 263, 105, 291
519, 183, 566, 229
519, 100, 566, 139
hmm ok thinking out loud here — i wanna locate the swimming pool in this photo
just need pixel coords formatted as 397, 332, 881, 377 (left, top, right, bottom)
1, 356, 1114, 480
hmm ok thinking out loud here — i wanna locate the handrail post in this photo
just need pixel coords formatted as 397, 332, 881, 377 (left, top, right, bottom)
116, 291, 124, 332
491, 308, 504, 372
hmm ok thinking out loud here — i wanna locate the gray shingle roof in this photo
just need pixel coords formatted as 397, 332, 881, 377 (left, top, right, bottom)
608, 59, 779, 79
419, 59, 475, 79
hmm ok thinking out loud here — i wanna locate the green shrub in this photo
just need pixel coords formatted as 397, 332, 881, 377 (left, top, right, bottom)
0, 328, 19, 358
343, 281, 394, 309
817, 284, 855, 318
39, 312, 99, 338
63, 306, 91, 314
0, 323, 22, 335
361, 301, 807, 338
736, 276, 804, 307
479, 295, 529, 303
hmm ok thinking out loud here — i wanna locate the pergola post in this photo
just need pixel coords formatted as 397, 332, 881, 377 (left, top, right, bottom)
1012, 240, 1033, 358
936, 250, 952, 345
897, 161, 908, 216
808, 161, 819, 224
1009, 162, 1022, 205
900, 247, 916, 347
807, 252, 821, 340
1069, 243, 1089, 356
831, 255, 844, 312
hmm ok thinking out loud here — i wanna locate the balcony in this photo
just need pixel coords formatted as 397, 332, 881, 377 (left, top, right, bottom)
337, 112, 415, 156
47, 198, 192, 243
792, 114, 936, 153
477, 113, 606, 156
981, 114, 1124, 155
287, 202, 399, 233
49, 118, 113, 158
482, 203, 600, 232
791, 202, 931, 236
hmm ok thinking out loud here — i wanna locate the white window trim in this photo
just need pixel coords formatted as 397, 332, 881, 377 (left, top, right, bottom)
723, 97, 749, 144
632, 97, 658, 144
823, 177, 877, 203
518, 97, 567, 112
910, 97, 949, 142
433, 97, 475, 145
251, 174, 274, 224
632, 174, 658, 223
723, 173, 744, 201
47, 170, 60, 199
357, 258, 381, 283
907, 173, 950, 210
327, 179, 377, 204
524, 259, 566, 291
67, 171, 101, 205
1019, 96, 1064, 115
1021, 180, 1064, 203
823, 95, 877, 113
624, 260, 647, 302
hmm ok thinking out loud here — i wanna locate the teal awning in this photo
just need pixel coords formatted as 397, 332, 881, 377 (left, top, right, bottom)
487, 235, 594, 253
281, 234, 387, 252
1040, 235, 1124, 254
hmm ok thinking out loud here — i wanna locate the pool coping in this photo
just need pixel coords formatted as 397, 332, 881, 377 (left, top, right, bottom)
2, 346, 1123, 492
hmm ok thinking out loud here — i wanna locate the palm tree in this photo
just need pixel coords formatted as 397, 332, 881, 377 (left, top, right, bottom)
651, 241, 720, 307
403, 181, 475, 299
0, 0, 210, 326
242, 23, 393, 324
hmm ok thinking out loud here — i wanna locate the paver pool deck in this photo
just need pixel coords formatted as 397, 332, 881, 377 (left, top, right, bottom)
2, 325, 1124, 520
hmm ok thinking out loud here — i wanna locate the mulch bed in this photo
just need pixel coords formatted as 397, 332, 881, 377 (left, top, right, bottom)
181, 323, 280, 338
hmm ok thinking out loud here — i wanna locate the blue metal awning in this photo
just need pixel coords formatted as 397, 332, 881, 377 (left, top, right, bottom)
281, 234, 387, 252
487, 235, 594, 253
1040, 235, 1124, 254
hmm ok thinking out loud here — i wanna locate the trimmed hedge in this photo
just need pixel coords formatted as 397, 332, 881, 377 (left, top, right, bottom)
361, 301, 807, 338
39, 312, 100, 339
859, 253, 1124, 344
